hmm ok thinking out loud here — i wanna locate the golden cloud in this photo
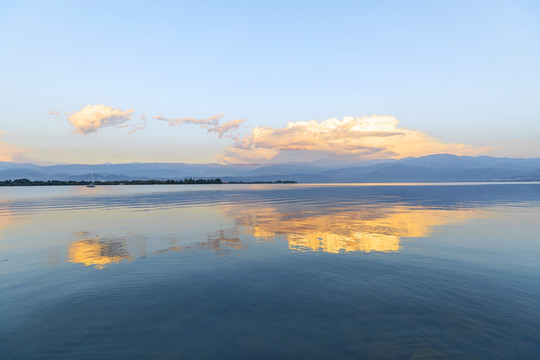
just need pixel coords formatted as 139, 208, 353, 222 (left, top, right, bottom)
68, 104, 135, 134
219, 115, 488, 164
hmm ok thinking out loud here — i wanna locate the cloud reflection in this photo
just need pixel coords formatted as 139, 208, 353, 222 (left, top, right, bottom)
217, 205, 487, 253
65, 202, 489, 267
68, 232, 134, 269
154, 229, 246, 255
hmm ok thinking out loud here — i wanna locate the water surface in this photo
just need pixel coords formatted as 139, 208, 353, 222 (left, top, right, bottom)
1, 183, 540, 359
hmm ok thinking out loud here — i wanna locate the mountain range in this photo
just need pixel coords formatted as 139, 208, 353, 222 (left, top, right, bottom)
2, 154, 540, 183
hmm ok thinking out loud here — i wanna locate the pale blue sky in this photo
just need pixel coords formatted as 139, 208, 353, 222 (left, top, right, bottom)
0, 0, 539, 164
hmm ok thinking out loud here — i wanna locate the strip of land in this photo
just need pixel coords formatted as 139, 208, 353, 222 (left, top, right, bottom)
0, 178, 297, 186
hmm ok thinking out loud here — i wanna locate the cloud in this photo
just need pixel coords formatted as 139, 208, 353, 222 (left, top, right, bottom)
219, 115, 488, 164
153, 113, 223, 127
48, 110, 60, 117
154, 113, 245, 139
68, 105, 135, 134
207, 119, 246, 139
129, 125, 144, 135
129, 118, 148, 135
65, 106, 243, 138
0, 131, 28, 162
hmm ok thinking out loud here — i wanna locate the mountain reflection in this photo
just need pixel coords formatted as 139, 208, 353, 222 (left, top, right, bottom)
218, 205, 487, 253
68, 232, 133, 268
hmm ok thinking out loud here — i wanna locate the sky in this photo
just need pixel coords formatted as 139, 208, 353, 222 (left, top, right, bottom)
0, 0, 539, 164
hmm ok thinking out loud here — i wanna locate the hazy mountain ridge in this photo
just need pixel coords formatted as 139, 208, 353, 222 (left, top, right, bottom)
1, 154, 540, 183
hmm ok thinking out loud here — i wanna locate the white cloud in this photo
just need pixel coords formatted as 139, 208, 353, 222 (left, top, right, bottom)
68, 105, 135, 134
219, 115, 488, 164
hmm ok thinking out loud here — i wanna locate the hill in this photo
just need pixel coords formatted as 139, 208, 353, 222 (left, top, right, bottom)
1, 154, 540, 183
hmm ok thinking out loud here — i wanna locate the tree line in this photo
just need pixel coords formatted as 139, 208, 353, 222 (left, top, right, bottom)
0, 178, 297, 186
0, 178, 224, 186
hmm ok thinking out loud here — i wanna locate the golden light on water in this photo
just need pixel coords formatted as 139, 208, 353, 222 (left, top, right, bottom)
218, 205, 487, 253
68, 233, 133, 269
62, 202, 489, 268
287, 232, 400, 253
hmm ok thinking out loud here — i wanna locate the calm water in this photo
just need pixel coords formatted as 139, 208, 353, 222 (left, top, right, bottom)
1, 183, 540, 359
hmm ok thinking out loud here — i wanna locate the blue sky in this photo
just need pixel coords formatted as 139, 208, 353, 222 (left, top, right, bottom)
0, 0, 539, 164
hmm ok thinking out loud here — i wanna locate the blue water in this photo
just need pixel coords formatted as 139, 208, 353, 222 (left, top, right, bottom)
1, 183, 540, 359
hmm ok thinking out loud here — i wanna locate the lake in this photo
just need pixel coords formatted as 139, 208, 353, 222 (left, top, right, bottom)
1, 183, 540, 359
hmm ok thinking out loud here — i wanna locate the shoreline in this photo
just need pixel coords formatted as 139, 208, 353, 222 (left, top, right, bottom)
0, 179, 298, 186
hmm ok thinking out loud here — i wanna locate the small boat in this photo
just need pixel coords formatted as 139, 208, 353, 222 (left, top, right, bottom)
87, 169, 96, 188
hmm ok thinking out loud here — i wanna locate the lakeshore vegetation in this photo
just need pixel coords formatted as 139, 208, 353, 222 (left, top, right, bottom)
0, 178, 297, 186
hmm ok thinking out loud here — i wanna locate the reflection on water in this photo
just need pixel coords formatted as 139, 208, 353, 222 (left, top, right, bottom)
63, 202, 489, 266
68, 232, 134, 268
0, 208, 21, 246
2, 184, 540, 359
290, 232, 400, 253
69, 228, 247, 269
68, 203, 489, 266
1, 184, 531, 265
218, 205, 487, 253
206, 229, 244, 251
155, 229, 246, 256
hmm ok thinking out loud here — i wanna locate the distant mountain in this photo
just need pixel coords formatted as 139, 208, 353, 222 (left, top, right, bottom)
1, 154, 540, 183
242, 163, 332, 176
0, 162, 259, 181
399, 154, 540, 172
314, 155, 540, 182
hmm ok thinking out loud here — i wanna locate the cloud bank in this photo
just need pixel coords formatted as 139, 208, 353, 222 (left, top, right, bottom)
219, 115, 487, 164
68, 105, 135, 134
